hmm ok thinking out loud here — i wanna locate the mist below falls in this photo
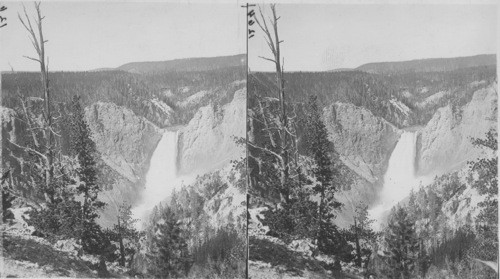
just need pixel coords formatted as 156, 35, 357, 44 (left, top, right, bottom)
132, 129, 193, 228
369, 131, 430, 230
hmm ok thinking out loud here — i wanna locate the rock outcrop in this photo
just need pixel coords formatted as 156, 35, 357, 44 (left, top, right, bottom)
322, 102, 403, 227
84, 102, 163, 183
416, 83, 497, 177
84, 102, 164, 227
177, 88, 246, 176
323, 102, 402, 183
1, 107, 22, 145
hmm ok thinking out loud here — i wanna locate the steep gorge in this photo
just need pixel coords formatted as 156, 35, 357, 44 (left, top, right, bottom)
129, 87, 246, 227
322, 102, 401, 227
82, 86, 246, 227
416, 83, 497, 177
321, 81, 497, 228
177, 88, 246, 176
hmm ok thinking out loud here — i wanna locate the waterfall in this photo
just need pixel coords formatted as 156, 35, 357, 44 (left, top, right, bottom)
369, 131, 424, 230
132, 130, 181, 225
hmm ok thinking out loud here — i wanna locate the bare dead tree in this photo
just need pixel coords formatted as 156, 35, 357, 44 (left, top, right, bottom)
14, 2, 56, 203
248, 4, 298, 205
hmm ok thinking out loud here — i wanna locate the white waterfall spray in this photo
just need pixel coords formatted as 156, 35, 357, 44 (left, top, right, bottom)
132, 130, 183, 226
369, 131, 427, 230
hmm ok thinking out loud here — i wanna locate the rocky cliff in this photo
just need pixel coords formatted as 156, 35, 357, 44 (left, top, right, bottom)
1, 107, 25, 197
84, 102, 163, 184
322, 102, 402, 227
416, 83, 497, 177
323, 102, 402, 183
84, 102, 164, 226
1, 107, 22, 146
177, 88, 246, 176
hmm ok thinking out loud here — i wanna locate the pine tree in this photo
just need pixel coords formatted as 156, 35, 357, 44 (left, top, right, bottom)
68, 95, 106, 252
384, 206, 419, 279
113, 202, 140, 267
304, 95, 342, 253
468, 129, 498, 263
416, 239, 430, 278
28, 163, 85, 239
263, 168, 319, 241
349, 203, 376, 268
147, 207, 192, 278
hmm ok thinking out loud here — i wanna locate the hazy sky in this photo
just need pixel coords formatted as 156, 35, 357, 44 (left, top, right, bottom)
0, 2, 246, 71
249, 4, 497, 71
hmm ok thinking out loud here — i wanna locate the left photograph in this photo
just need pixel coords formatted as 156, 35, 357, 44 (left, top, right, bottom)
0, 2, 246, 278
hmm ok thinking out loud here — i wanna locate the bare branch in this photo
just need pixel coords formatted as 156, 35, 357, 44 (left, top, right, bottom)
18, 4, 41, 55
258, 56, 276, 63
49, 126, 61, 137
17, 92, 41, 148
247, 140, 282, 162
23, 55, 41, 63
7, 138, 47, 161
255, 5, 276, 56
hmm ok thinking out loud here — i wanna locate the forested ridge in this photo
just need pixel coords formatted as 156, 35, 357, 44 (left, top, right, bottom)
356, 54, 495, 74
2, 66, 245, 127
250, 64, 495, 129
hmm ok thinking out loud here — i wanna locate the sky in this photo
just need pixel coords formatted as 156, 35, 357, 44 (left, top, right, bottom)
0, 1, 246, 71
249, 4, 497, 72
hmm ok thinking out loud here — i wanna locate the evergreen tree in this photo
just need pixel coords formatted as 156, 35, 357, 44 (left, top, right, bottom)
147, 206, 192, 278
416, 239, 430, 278
112, 202, 140, 267
29, 183, 84, 239
349, 203, 376, 268
304, 95, 342, 253
384, 206, 419, 279
468, 129, 498, 263
68, 95, 106, 252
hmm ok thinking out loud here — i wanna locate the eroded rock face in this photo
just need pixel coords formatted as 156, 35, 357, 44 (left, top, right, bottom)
1, 107, 22, 145
416, 83, 497, 177
323, 102, 402, 183
177, 88, 246, 176
84, 102, 164, 227
321, 102, 402, 227
84, 102, 163, 183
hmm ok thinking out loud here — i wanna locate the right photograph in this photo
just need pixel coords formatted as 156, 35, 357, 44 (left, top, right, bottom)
247, 3, 497, 279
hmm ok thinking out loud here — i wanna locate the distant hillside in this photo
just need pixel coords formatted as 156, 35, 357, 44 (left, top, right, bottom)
328, 68, 355, 72
89, 67, 118, 72
356, 54, 496, 74
116, 54, 246, 74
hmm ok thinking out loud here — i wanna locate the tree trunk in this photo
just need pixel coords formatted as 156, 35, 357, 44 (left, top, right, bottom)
19, 3, 54, 198
35, 3, 53, 194
354, 218, 362, 267
271, 5, 289, 205
118, 219, 126, 267
316, 187, 325, 245
255, 5, 292, 205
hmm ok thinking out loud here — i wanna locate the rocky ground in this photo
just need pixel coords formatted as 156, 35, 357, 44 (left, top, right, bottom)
248, 208, 364, 279
1, 209, 129, 278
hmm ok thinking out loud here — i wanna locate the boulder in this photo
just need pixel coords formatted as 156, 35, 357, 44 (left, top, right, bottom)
55, 239, 82, 257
